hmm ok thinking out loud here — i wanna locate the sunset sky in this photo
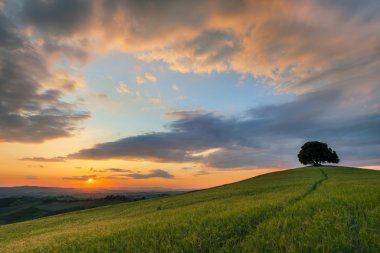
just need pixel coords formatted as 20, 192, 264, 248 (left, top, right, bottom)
1, 0, 379, 189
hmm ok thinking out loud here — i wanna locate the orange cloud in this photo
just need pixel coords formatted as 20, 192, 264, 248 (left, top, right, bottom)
19, 0, 379, 95
116, 82, 131, 94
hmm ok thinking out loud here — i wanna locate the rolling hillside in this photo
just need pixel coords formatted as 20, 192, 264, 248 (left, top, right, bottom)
0, 166, 379, 252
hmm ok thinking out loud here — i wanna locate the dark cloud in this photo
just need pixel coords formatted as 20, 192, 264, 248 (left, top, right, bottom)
42, 39, 90, 63
100, 0, 206, 40
66, 82, 380, 169
105, 169, 174, 180
321, 0, 380, 21
125, 169, 174, 179
20, 157, 66, 162
20, 0, 247, 42
22, 0, 93, 36
0, 12, 22, 48
203, 146, 294, 169
67, 112, 235, 162
0, 10, 89, 143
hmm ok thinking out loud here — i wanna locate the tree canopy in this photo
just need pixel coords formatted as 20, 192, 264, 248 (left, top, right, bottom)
297, 141, 339, 166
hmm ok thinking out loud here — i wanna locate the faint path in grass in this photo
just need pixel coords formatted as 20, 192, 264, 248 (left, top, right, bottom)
289, 168, 328, 204
219, 168, 329, 252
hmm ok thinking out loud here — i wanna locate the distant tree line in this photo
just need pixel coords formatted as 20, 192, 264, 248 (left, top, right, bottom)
104, 195, 146, 201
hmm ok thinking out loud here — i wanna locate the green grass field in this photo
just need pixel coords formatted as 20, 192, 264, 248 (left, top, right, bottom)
0, 166, 379, 252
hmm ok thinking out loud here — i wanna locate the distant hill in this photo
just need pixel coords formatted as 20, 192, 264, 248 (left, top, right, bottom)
1, 166, 379, 253
0, 186, 188, 225
0, 186, 79, 198
0, 186, 190, 198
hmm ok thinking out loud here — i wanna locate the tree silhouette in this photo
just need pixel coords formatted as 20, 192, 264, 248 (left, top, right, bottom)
298, 141, 339, 166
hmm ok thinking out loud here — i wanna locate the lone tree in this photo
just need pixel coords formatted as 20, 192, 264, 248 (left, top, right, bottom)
298, 141, 339, 166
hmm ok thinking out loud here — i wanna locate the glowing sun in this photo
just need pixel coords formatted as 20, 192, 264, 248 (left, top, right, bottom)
87, 178, 93, 183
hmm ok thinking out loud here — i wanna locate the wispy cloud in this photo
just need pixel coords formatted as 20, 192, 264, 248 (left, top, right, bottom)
62, 169, 174, 181
27, 165, 44, 168
105, 175, 130, 180
194, 170, 210, 176
62, 175, 97, 181
135, 75, 145, 85
135, 72, 158, 85
171, 84, 179, 92
144, 72, 157, 82
101, 168, 133, 173
116, 81, 131, 94
21, 157, 66, 162
149, 98, 162, 104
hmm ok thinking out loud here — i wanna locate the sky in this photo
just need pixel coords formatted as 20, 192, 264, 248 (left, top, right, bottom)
0, 0, 379, 189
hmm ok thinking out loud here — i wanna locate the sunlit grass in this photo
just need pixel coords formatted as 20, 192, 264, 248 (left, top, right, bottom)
0, 166, 379, 252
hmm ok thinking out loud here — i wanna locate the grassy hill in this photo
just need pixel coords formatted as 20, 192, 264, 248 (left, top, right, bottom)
0, 193, 180, 225
0, 166, 379, 252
